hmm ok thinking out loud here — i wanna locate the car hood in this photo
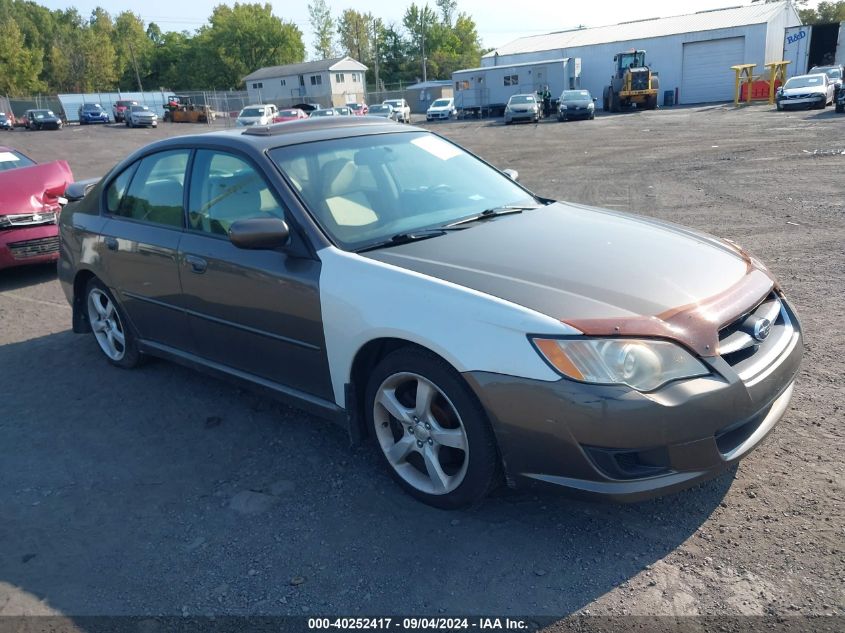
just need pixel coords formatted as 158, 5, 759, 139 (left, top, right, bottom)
562, 99, 592, 107
0, 160, 73, 214
508, 103, 536, 110
362, 202, 775, 356
428, 105, 452, 111
782, 85, 825, 95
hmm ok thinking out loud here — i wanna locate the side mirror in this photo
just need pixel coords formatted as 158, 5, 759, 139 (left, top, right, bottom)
228, 217, 290, 250
502, 168, 519, 182
593, 97, 598, 102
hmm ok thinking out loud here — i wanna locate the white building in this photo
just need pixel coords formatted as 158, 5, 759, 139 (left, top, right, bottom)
481, 2, 801, 107
243, 56, 368, 108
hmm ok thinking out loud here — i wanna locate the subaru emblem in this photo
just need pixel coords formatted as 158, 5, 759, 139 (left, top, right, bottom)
753, 318, 771, 342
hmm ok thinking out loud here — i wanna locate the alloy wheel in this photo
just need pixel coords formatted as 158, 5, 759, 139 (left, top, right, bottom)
373, 372, 469, 495
87, 288, 127, 361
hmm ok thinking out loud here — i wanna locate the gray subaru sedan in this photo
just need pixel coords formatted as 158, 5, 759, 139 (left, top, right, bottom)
58, 118, 802, 509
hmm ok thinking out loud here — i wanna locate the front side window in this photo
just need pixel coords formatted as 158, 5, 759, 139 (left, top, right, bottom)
113, 150, 189, 228
270, 132, 536, 251
188, 150, 285, 236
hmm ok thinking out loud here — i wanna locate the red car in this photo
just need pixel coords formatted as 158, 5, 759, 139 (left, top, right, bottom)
112, 100, 138, 123
272, 108, 308, 123
0, 146, 73, 270
349, 102, 368, 116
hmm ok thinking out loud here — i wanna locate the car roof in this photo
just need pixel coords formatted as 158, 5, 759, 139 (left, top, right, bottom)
129, 117, 419, 155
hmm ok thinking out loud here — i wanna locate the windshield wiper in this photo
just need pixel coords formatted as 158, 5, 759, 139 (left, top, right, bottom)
445, 204, 542, 228
357, 229, 450, 253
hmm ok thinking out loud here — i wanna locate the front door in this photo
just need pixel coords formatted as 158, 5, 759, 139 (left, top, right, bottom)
177, 149, 333, 401
99, 149, 191, 350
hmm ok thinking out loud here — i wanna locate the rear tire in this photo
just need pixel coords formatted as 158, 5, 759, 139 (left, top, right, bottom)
84, 278, 142, 369
365, 348, 501, 509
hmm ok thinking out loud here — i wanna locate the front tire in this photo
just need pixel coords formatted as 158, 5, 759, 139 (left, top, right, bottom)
365, 348, 500, 509
85, 278, 142, 368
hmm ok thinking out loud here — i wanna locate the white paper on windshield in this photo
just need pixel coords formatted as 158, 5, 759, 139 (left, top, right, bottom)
411, 135, 461, 161
0, 152, 20, 163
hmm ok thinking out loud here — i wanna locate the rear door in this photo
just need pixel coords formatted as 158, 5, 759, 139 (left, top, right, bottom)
177, 148, 333, 400
99, 149, 192, 350
784, 25, 811, 77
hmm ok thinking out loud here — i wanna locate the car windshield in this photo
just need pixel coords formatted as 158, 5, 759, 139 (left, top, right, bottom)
384, 100, 403, 107
785, 75, 825, 89
34, 110, 53, 118
812, 67, 842, 79
270, 131, 537, 251
117, 101, 135, 107
431, 99, 451, 107
0, 114, 7, 121
131, 106, 150, 112
279, 110, 299, 117
82, 104, 102, 111
509, 95, 535, 104
0, 150, 36, 172
369, 105, 391, 113
240, 108, 265, 117
562, 91, 591, 100
311, 109, 335, 116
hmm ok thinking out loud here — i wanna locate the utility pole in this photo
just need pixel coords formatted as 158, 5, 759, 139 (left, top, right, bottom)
372, 19, 380, 98
128, 40, 143, 92
420, 13, 427, 83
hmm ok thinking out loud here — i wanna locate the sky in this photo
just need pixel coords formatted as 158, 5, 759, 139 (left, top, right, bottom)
36, 0, 815, 51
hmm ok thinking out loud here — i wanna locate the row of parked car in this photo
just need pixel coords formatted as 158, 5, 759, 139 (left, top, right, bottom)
234, 98, 416, 127
775, 65, 843, 112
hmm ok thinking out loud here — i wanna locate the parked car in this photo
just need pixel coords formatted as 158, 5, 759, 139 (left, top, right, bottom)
837, 87, 845, 114
426, 98, 457, 121
236, 104, 278, 127
776, 73, 835, 110
23, 109, 63, 130
367, 104, 397, 120
0, 145, 72, 269
58, 117, 802, 509
309, 108, 338, 117
273, 108, 308, 123
349, 103, 368, 116
112, 100, 138, 123
293, 102, 322, 113
504, 94, 540, 124
383, 99, 410, 123
78, 103, 110, 124
557, 90, 597, 121
333, 106, 354, 116
808, 64, 843, 96
0, 113, 12, 131
126, 105, 158, 128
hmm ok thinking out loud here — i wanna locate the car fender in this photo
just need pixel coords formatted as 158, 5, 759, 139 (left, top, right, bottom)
317, 246, 576, 407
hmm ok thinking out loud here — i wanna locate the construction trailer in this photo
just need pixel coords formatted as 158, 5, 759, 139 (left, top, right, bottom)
452, 58, 581, 116
783, 22, 844, 77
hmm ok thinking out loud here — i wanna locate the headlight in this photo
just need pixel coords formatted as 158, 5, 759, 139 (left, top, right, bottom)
588, 102, 595, 109
560, 105, 568, 110
532, 337, 709, 392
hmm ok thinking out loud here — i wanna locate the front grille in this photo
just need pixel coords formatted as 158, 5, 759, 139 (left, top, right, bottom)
8, 235, 59, 259
0, 211, 58, 229
631, 70, 649, 91
717, 292, 797, 384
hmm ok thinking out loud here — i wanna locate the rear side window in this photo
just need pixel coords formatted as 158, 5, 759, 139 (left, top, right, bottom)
113, 150, 189, 227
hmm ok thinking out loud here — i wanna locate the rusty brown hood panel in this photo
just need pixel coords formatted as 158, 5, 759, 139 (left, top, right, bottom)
363, 202, 775, 356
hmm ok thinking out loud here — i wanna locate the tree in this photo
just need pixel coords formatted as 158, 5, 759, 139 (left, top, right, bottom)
308, 0, 335, 60
0, 17, 45, 94
114, 11, 152, 90
337, 9, 372, 63
403, 3, 438, 81
436, 0, 457, 26
200, 3, 305, 89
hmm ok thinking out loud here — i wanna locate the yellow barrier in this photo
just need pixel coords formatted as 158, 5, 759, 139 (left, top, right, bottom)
731, 61, 790, 106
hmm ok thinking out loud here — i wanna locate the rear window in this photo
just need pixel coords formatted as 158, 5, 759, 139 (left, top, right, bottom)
0, 150, 36, 172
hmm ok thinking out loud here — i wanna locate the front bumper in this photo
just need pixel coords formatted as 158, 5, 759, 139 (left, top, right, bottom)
778, 94, 826, 108
427, 111, 452, 120
504, 110, 538, 122
464, 301, 803, 501
559, 107, 593, 119
0, 224, 60, 269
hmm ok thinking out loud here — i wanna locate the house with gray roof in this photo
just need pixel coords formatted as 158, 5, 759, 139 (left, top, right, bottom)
243, 56, 368, 108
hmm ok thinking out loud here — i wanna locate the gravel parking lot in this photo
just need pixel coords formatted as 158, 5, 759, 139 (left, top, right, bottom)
1, 106, 843, 622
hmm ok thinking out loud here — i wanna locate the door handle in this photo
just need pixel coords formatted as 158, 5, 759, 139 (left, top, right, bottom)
185, 254, 207, 274
104, 236, 118, 251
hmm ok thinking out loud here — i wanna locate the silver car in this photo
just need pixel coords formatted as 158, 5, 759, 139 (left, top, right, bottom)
126, 105, 158, 128
367, 104, 397, 120
504, 94, 540, 124
776, 73, 835, 110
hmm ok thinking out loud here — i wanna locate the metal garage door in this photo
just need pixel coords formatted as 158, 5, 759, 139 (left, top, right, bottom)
681, 37, 745, 104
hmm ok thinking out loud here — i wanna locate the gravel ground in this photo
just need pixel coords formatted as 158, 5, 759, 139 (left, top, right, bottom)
0, 106, 843, 621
